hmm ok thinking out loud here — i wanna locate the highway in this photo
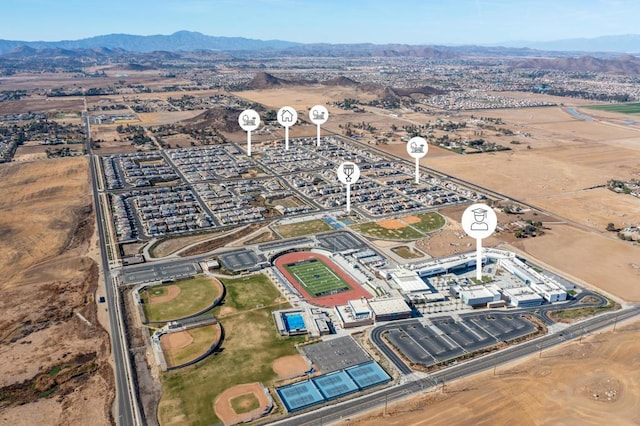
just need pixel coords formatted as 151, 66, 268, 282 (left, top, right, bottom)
83, 112, 138, 426
271, 305, 640, 426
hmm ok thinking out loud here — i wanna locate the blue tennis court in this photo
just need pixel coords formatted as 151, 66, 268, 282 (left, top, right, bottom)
283, 313, 306, 333
277, 380, 324, 412
346, 361, 391, 389
277, 361, 391, 412
312, 371, 358, 400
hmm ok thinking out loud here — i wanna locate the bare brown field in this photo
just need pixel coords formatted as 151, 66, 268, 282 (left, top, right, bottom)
137, 110, 203, 125
415, 206, 501, 258
236, 85, 377, 110
161, 132, 198, 148
349, 320, 640, 426
149, 229, 231, 258
91, 124, 150, 154
377, 140, 455, 160
0, 157, 113, 424
529, 188, 640, 230
511, 224, 640, 301
0, 96, 85, 114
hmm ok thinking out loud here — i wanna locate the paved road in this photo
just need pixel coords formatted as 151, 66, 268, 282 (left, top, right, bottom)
270, 306, 640, 426
84, 112, 137, 426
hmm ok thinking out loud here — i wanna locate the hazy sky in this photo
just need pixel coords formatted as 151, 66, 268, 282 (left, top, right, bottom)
2, 0, 638, 44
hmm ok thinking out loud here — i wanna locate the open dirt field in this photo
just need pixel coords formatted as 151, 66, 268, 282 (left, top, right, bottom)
349, 320, 640, 426
511, 224, 640, 302
415, 207, 501, 258
272, 354, 310, 379
235, 86, 377, 110
0, 96, 85, 114
528, 188, 640, 230
0, 157, 113, 424
136, 110, 203, 125
214, 382, 271, 426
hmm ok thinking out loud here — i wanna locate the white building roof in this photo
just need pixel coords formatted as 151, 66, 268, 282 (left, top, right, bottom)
391, 269, 430, 293
368, 298, 412, 316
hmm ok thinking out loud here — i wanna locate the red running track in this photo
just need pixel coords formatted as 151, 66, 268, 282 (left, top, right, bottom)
274, 251, 372, 308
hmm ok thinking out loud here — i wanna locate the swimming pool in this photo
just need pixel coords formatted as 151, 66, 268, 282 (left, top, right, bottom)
283, 313, 306, 332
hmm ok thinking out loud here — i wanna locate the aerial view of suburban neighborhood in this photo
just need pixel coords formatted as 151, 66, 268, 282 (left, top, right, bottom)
1, 1, 640, 425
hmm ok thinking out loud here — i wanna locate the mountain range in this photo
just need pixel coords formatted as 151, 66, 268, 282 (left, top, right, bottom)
2, 31, 640, 56
0, 31, 299, 55
498, 34, 640, 54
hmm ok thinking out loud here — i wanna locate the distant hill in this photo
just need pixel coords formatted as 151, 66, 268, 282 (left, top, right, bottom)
500, 34, 640, 54
0, 31, 299, 54
182, 107, 243, 133
248, 72, 288, 89
513, 54, 640, 75
322, 76, 360, 87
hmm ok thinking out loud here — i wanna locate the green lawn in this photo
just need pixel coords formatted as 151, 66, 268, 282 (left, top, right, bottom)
274, 219, 332, 238
584, 103, 640, 114
284, 258, 350, 297
158, 273, 303, 426
352, 221, 423, 240
141, 276, 221, 322
409, 212, 446, 233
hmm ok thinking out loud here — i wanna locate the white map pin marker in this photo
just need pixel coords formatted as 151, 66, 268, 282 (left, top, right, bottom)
238, 109, 260, 156
309, 105, 329, 147
461, 203, 497, 281
337, 162, 360, 213
406, 136, 428, 183
277, 106, 298, 150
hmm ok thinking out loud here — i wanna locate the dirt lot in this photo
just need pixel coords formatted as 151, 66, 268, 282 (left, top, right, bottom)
415, 206, 501, 258
0, 157, 113, 424
511, 224, 640, 302
272, 354, 310, 379
349, 320, 640, 426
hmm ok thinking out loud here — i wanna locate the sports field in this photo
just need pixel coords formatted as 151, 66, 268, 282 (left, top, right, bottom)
284, 258, 351, 297
157, 273, 301, 426
160, 324, 221, 368
584, 103, 640, 114
140, 276, 222, 323
274, 252, 372, 307
274, 218, 332, 238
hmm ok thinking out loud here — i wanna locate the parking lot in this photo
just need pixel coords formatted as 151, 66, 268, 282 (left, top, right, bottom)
317, 231, 367, 252
120, 261, 201, 286
218, 249, 266, 271
383, 313, 537, 367
301, 336, 371, 373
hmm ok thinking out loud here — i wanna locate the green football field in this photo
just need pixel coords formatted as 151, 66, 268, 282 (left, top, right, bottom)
284, 258, 351, 297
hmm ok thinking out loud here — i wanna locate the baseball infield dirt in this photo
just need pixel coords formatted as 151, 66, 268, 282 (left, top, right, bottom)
273, 354, 310, 379
214, 382, 271, 425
